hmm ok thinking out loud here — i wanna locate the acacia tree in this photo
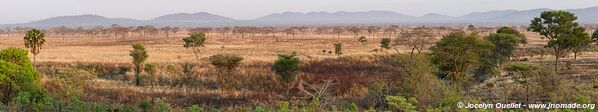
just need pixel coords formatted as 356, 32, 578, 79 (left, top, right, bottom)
395, 28, 435, 58
485, 27, 527, 66
130, 43, 148, 86
528, 11, 589, 72
183, 32, 207, 60
570, 29, 591, 60
23, 29, 46, 66
430, 32, 494, 87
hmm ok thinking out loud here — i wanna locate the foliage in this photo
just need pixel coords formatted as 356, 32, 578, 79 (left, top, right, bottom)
186, 105, 204, 112
485, 27, 526, 66
138, 100, 151, 112
395, 28, 435, 56
278, 101, 290, 112
593, 29, 598, 45
0, 47, 32, 66
44, 69, 94, 101
69, 98, 87, 112
345, 103, 358, 112
334, 43, 343, 56
183, 32, 207, 59
155, 100, 171, 112
23, 28, 46, 65
144, 63, 158, 86
272, 52, 301, 87
130, 43, 148, 86
393, 53, 443, 108
430, 32, 494, 86
254, 106, 267, 112
209, 54, 243, 71
0, 47, 49, 109
357, 36, 367, 44
386, 95, 417, 112
180, 62, 196, 87
380, 37, 391, 49
14, 91, 53, 112
528, 10, 589, 72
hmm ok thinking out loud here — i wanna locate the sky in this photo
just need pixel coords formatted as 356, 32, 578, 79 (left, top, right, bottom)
1, 0, 598, 24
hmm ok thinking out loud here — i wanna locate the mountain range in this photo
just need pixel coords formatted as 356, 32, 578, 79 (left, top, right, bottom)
3, 6, 598, 28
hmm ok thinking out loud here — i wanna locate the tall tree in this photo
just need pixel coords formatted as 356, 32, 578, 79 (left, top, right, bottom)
23, 28, 46, 66
183, 32, 207, 60
528, 11, 588, 72
130, 43, 148, 86
430, 31, 494, 87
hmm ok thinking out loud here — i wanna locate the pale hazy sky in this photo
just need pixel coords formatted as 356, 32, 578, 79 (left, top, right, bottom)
1, 0, 598, 24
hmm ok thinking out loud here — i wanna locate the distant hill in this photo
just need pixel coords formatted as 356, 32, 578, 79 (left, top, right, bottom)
254, 11, 416, 24
3, 6, 598, 28
12, 14, 142, 28
148, 12, 236, 27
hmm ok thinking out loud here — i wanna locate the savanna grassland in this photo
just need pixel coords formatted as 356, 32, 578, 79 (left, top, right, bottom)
1, 11, 598, 112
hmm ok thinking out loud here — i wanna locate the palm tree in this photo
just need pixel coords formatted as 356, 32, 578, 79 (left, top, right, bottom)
23, 28, 46, 66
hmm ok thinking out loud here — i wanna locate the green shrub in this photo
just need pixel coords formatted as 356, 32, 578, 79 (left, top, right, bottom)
69, 98, 87, 112
272, 52, 301, 88
254, 106, 267, 112
45, 69, 94, 101
155, 100, 171, 112
380, 37, 391, 49
278, 101, 290, 112
386, 95, 417, 112
209, 54, 243, 71
344, 103, 358, 112
0, 47, 51, 111
186, 105, 204, 112
334, 43, 343, 56
138, 100, 151, 112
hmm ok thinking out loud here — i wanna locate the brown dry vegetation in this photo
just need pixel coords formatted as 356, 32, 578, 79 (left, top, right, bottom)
1, 26, 597, 111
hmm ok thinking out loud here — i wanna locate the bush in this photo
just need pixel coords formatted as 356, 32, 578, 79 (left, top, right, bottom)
155, 100, 171, 112
334, 43, 343, 56
380, 37, 391, 49
386, 95, 417, 112
254, 106, 267, 112
144, 63, 158, 86
272, 52, 301, 88
209, 54, 243, 88
186, 105, 204, 112
138, 100, 151, 112
209, 54, 243, 72
44, 69, 94, 101
0, 47, 50, 110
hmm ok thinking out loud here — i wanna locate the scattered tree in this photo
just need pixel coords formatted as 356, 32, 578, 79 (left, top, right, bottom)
209, 54, 243, 87
430, 32, 494, 87
357, 36, 367, 44
272, 52, 301, 88
129, 43, 148, 86
528, 10, 589, 72
485, 27, 527, 66
334, 43, 343, 56
380, 37, 391, 50
23, 29, 46, 66
183, 32, 207, 60
395, 28, 435, 57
